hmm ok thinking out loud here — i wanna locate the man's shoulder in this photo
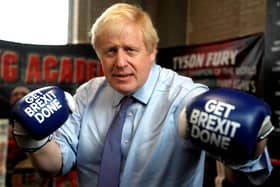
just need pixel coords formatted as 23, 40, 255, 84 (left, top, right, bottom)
157, 66, 195, 89
77, 76, 106, 92
74, 76, 107, 101
155, 66, 208, 100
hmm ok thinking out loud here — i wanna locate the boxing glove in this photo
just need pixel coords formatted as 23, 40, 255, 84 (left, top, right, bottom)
179, 88, 274, 163
11, 86, 75, 152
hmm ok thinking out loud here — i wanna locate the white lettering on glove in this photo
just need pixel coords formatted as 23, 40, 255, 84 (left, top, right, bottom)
23, 90, 62, 123
189, 99, 241, 150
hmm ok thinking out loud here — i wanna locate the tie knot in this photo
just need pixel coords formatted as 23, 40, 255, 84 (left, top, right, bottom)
119, 96, 134, 111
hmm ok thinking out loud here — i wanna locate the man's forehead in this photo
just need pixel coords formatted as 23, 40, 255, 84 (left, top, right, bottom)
12, 87, 30, 94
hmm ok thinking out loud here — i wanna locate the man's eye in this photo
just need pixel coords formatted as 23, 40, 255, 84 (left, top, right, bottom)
127, 47, 136, 52
125, 47, 138, 55
105, 48, 117, 55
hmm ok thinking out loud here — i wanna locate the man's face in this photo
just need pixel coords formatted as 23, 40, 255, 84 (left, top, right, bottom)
97, 23, 157, 95
10, 87, 30, 106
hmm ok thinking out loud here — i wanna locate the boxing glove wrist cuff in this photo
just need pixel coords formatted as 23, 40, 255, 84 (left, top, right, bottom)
12, 121, 52, 153
257, 116, 274, 140
14, 134, 52, 153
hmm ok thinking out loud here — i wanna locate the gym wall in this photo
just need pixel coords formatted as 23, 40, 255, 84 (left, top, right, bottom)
70, 0, 266, 47
186, 0, 266, 45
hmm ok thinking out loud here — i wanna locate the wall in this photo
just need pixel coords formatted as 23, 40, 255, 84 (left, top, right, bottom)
186, 0, 266, 45
69, 0, 266, 47
69, 0, 186, 48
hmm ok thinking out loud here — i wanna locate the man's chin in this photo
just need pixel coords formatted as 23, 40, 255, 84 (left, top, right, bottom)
114, 85, 136, 95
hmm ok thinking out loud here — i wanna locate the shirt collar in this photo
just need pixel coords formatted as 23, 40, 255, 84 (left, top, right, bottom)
133, 64, 159, 105
112, 91, 124, 107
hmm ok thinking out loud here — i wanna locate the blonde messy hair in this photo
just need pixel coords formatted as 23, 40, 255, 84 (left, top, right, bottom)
90, 3, 159, 54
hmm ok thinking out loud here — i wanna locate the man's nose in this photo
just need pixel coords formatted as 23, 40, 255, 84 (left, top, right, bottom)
115, 50, 127, 67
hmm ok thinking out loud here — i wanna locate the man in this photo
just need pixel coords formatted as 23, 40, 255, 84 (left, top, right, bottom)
12, 3, 272, 187
7, 86, 30, 169
7, 86, 30, 186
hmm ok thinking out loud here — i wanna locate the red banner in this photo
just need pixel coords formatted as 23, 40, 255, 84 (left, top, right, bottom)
0, 40, 103, 118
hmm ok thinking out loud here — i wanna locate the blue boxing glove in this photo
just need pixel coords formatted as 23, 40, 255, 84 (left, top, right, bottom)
179, 88, 274, 164
11, 86, 75, 152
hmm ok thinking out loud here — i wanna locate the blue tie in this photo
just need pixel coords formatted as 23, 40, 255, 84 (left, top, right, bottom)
98, 96, 134, 187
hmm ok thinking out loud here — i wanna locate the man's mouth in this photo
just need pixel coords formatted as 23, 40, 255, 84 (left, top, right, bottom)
113, 73, 133, 81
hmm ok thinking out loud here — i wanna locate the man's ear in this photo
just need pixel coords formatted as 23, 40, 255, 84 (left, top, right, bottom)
149, 46, 158, 62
